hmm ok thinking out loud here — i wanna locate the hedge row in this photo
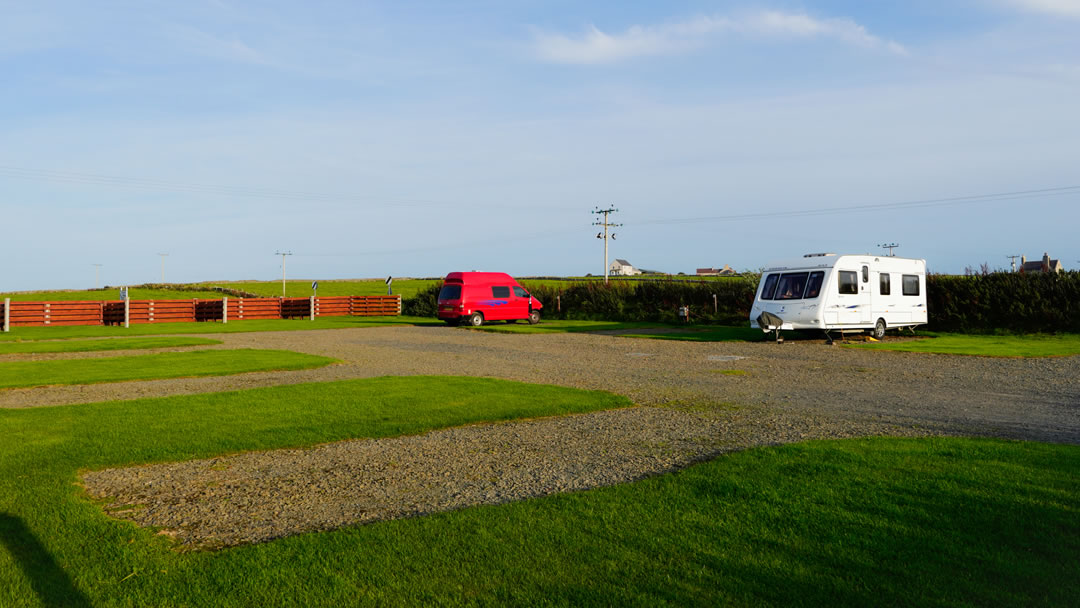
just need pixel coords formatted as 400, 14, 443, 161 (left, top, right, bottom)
926, 272, 1080, 333
404, 272, 1080, 333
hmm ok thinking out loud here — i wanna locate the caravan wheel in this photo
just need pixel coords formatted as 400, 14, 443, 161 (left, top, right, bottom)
872, 318, 886, 340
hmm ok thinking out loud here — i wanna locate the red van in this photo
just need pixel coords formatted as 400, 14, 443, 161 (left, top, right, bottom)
437, 272, 542, 326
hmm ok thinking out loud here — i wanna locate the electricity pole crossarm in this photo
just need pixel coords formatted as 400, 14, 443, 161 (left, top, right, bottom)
591, 206, 622, 284
878, 243, 900, 257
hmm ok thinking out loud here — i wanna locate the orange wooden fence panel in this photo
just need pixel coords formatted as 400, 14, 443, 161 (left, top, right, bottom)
3, 295, 401, 328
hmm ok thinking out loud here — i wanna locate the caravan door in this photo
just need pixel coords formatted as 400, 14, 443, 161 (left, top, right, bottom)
835, 267, 871, 325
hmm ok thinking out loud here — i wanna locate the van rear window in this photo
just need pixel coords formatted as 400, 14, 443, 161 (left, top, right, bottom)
438, 285, 461, 300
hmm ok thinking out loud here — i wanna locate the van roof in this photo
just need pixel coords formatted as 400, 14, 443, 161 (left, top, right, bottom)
443, 271, 517, 284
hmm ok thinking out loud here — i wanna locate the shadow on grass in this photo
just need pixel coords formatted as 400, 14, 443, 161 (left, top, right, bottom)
0, 513, 91, 607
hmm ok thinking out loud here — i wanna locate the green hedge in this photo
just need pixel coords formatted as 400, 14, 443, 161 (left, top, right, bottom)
926, 272, 1080, 333
404, 272, 1080, 333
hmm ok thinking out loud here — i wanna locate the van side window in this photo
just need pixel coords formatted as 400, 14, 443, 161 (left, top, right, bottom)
805, 271, 824, 298
880, 273, 891, 295
491, 286, 511, 298
902, 275, 920, 296
759, 274, 779, 300
838, 271, 858, 295
512, 286, 529, 298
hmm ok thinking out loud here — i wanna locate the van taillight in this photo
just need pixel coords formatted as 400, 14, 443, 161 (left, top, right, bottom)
458, 304, 464, 311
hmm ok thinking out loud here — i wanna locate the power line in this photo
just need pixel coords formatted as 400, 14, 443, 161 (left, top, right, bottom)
631, 186, 1080, 226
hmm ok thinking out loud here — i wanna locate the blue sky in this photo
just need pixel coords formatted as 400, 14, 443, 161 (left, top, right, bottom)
2, 0, 1078, 290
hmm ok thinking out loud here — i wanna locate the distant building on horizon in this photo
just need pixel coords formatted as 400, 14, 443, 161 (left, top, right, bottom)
1019, 252, 1064, 273
695, 264, 737, 276
609, 259, 641, 276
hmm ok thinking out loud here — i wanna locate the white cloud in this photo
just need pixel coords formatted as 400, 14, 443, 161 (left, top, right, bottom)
532, 11, 907, 65
999, 0, 1080, 17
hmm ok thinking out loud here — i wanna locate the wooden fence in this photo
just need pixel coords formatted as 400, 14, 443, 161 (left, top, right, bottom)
1, 296, 400, 329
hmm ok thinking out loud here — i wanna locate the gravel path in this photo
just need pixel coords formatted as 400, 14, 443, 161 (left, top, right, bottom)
12, 324, 1076, 549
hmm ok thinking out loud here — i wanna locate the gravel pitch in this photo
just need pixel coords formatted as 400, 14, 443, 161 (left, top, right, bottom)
13, 325, 1076, 549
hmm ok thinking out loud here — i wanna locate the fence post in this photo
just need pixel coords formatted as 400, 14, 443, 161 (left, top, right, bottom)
222, 297, 228, 324
124, 292, 130, 328
3, 298, 8, 332
310, 295, 316, 321
557, 294, 561, 313
713, 294, 717, 314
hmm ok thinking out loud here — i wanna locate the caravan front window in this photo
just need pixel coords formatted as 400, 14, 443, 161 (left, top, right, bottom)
758, 274, 780, 300
775, 272, 809, 300
805, 271, 825, 298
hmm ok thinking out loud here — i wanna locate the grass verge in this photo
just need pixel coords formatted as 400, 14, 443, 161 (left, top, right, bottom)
848, 332, 1080, 357
0, 315, 434, 342
0, 349, 335, 389
0, 375, 1076, 606
0, 337, 221, 355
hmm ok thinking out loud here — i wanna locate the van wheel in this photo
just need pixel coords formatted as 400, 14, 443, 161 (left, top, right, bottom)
872, 318, 886, 340
468, 312, 484, 327
528, 310, 541, 325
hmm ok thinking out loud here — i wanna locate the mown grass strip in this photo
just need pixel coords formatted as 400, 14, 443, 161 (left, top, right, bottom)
0, 375, 1074, 608
0, 315, 434, 342
0, 337, 221, 355
848, 332, 1080, 357
0, 349, 335, 389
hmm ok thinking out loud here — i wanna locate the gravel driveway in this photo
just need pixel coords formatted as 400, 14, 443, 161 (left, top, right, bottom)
12, 325, 1076, 548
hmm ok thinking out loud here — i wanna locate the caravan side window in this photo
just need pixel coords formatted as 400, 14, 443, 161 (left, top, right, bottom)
902, 275, 920, 296
880, 273, 891, 295
758, 274, 779, 300
775, 272, 809, 300
838, 271, 858, 295
805, 271, 825, 298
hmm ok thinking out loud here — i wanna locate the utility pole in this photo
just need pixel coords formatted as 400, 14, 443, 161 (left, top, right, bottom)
158, 253, 169, 283
1006, 254, 1021, 272
592, 206, 621, 283
275, 251, 292, 297
878, 243, 899, 257
92, 264, 102, 289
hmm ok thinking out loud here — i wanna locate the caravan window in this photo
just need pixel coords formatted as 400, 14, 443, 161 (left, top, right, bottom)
775, 272, 809, 300
880, 273, 891, 295
758, 274, 780, 300
838, 271, 858, 294
902, 275, 920, 296
805, 271, 825, 298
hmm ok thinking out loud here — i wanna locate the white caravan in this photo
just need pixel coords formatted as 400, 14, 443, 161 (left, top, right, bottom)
749, 253, 927, 341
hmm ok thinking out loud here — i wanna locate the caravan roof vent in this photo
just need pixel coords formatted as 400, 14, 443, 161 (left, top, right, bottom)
803, 252, 837, 258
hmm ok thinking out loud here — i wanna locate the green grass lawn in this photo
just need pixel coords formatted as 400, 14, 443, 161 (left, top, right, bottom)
0, 349, 335, 389
1, 377, 1077, 606
849, 332, 1080, 357
0, 315, 434, 342
0, 337, 221, 355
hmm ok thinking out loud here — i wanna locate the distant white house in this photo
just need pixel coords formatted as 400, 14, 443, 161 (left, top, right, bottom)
609, 259, 641, 276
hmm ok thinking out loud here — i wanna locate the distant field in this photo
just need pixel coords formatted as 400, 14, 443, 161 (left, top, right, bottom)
0, 287, 229, 301
205, 279, 439, 299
